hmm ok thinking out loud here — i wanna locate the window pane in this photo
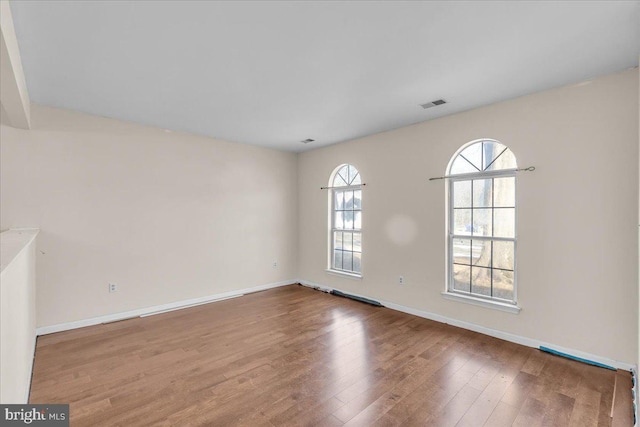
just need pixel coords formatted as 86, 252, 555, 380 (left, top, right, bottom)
471, 267, 491, 297
453, 209, 471, 235
472, 208, 492, 237
353, 232, 361, 252
333, 166, 349, 187
343, 251, 353, 272
347, 165, 358, 184
493, 241, 514, 271
471, 266, 492, 296
453, 181, 471, 208
494, 208, 515, 238
460, 143, 483, 171
343, 232, 353, 251
353, 190, 362, 209
334, 231, 343, 250
343, 211, 354, 229
471, 240, 491, 267
470, 240, 484, 265
485, 148, 517, 171
334, 211, 344, 229
453, 264, 470, 292
473, 179, 492, 208
337, 166, 349, 186
452, 238, 471, 265
343, 191, 354, 210
333, 250, 343, 270
450, 157, 478, 175
351, 172, 361, 186
335, 191, 344, 210
482, 141, 506, 170
493, 177, 515, 207
353, 252, 361, 273
493, 269, 514, 301
354, 211, 362, 230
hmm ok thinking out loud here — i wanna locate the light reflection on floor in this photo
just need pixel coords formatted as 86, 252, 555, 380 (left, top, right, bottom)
328, 308, 371, 400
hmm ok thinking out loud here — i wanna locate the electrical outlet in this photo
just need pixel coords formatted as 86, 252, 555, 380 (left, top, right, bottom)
108, 283, 117, 293
273, 261, 278, 268
399, 276, 404, 285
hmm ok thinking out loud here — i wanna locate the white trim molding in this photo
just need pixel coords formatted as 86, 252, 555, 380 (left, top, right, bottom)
441, 291, 521, 314
297, 278, 635, 372
36, 280, 295, 336
325, 269, 363, 280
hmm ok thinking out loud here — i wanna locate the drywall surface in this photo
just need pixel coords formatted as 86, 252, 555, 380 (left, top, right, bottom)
298, 69, 639, 365
0, 229, 38, 403
0, 105, 298, 327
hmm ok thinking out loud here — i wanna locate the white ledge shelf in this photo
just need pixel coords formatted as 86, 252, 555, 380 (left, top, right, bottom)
441, 291, 521, 314
325, 269, 363, 280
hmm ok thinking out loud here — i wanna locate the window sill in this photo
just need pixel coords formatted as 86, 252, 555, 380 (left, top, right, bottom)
441, 291, 521, 314
325, 269, 363, 280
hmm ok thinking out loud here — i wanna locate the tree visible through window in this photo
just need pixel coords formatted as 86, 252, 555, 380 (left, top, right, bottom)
448, 140, 517, 303
329, 164, 362, 275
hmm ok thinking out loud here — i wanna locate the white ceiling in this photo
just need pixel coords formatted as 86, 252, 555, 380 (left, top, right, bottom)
9, 1, 640, 152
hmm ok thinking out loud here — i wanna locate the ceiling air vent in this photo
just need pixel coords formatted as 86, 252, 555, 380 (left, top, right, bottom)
420, 99, 447, 109
301, 138, 315, 144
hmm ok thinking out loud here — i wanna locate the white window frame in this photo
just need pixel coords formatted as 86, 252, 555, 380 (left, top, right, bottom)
328, 165, 362, 278
443, 142, 520, 314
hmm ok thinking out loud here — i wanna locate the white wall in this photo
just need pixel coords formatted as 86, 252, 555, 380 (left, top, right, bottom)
0, 229, 38, 403
0, 104, 298, 327
298, 69, 639, 366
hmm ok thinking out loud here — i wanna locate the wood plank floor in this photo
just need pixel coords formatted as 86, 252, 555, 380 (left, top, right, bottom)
30, 284, 634, 426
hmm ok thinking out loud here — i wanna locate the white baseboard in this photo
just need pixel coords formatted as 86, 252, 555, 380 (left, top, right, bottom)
36, 280, 295, 336
297, 279, 635, 372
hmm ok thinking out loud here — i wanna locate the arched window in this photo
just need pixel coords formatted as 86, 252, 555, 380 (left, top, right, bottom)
329, 164, 362, 276
446, 139, 518, 307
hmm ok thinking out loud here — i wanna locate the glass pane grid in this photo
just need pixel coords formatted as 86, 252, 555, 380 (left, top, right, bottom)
449, 170, 515, 302
450, 141, 516, 177
333, 165, 364, 188
331, 230, 361, 274
333, 206, 362, 231
449, 235, 515, 300
332, 250, 361, 273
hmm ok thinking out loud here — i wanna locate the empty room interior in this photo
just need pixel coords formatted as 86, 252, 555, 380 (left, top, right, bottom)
1, 1, 639, 426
